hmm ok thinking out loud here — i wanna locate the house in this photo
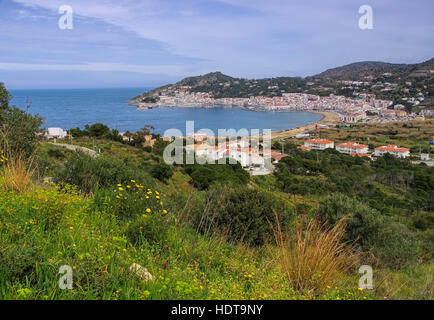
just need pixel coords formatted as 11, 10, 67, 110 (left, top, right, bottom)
270, 152, 288, 163
193, 131, 208, 142
374, 145, 410, 158
336, 142, 369, 155
143, 135, 156, 147
162, 136, 174, 142
304, 138, 334, 150
421, 153, 431, 161
295, 133, 310, 139
186, 143, 214, 158
339, 112, 366, 123
297, 146, 312, 151
46, 128, 67, 139
395, 110, 407, 117
217, 149, 263, 168
350, 152, 372, 158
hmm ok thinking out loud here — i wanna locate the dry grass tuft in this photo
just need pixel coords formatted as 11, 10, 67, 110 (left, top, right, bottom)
0, 152, 35, 192
271, 213, 360, 295
0, 132, 35, 193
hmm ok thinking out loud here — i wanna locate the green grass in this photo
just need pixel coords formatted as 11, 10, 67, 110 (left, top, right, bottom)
0, 181, 377, 300
1, 135, 432, 300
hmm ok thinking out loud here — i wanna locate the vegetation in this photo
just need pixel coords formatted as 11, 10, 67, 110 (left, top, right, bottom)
272, 214, 359, 295
0, 84, 432, 300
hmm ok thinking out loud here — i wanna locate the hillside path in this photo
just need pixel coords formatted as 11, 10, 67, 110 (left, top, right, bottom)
49, 142, 99, 158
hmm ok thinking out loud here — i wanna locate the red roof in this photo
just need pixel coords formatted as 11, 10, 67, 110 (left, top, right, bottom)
350, 153, 371, 157
297, 146, 312, 151
337, 142, 368, 149
375, 145, 409, 153
271, 153, 288, 161
306, 139, 334, 144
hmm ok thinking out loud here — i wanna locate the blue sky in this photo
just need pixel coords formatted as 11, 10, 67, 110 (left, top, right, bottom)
0, 0, 433, 89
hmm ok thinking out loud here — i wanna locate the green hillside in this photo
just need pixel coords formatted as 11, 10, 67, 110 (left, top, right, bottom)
1, 83, 433, 300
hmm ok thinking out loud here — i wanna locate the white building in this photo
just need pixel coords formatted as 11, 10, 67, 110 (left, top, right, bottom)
186, 143, 265, 168
336, 142, 369, 155
304, 138, 334, 150
339, 112, 366, 123
421, 153, 431, 161
295, 133, 310, 139
216, 148, 264, 167
374, 145, 410, 158
46, 127, 67, 139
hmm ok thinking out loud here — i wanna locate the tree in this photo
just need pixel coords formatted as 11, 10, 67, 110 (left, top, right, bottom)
0, 83, 43, 157
0, 83, 11, 111
85, 123, 111, 138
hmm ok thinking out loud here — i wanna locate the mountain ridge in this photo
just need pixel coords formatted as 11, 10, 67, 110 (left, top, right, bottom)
130, 58, 433, 105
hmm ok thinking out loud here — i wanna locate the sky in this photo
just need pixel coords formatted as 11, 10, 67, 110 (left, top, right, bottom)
0, 0, 433, 89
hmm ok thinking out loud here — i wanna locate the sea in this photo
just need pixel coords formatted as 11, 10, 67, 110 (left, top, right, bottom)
10, 88, 322, 136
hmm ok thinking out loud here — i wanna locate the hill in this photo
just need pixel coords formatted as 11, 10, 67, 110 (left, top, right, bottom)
129, 71, 306, 104
313, 58, 434, 80
130, 58, 433, 106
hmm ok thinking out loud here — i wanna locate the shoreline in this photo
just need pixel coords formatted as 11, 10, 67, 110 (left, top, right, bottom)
270, 111, 339, 139
131, 103, 339, 139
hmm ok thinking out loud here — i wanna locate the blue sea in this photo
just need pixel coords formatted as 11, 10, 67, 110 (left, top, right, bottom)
10, 88, 322, 135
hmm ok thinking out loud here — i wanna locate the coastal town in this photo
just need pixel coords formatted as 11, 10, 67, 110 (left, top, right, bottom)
132, 78, 432, 125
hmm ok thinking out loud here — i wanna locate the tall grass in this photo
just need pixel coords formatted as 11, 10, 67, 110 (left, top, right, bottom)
271, 213, 359, 295
0, 132, 35, 192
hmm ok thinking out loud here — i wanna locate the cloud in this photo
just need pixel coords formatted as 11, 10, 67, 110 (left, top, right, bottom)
4, 0, 434, 84
0, 61, 203, 76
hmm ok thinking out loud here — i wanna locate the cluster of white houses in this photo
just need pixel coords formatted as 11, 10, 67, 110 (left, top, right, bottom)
184, 132, 290, 168
298, 138, 411, 158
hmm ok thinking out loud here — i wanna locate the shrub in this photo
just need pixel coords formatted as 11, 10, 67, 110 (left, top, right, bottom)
186, 163, 249, 190
110, 180, 168, 221
151, 162, 173, 183
195, 185, 294, 246
318, 193, 419, 267
54, 152, 153, 193
0, 83, 42, 157
412, 212, 434, 231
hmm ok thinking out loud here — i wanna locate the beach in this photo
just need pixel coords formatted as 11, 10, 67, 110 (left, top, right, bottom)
271, 111, 339, 139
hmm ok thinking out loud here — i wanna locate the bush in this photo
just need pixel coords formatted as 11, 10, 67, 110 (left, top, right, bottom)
186, 163, 249, 190
110, 180, 168, 221
318, 193, 419, 267
195, 185, 294, 246
151, 162, 173, 183
54, 152, 153, 193
0, 83, 43, 157
412, 212, 434, 231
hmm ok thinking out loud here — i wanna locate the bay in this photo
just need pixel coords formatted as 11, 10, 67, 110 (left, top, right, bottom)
10, 88, 322, 135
